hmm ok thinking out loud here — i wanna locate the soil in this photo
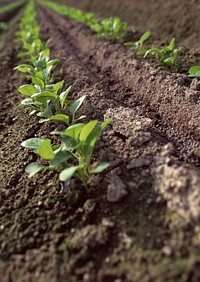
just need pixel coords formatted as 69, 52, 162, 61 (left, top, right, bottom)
56, 0, 200, 49
0, 3, 25, 22
0, 2, 200, 282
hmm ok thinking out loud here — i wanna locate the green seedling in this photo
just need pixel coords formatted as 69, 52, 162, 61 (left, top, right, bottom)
39, 0, 127, 42
14, 48, 60, 83
39, 94, 86, 124
17, 80, 73, 117
144, 37, 183, 72
124, 31, 151, 55
92, 17, 127, 42
21, 118, 112, 188
188, 66, 200, 84
0, 0, 25, 15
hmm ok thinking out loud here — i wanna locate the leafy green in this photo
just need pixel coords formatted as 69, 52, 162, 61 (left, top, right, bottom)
22, 118, 112, 187
124, 31, 151, 54
188, 66, 200, 84
144, 38, 183, 72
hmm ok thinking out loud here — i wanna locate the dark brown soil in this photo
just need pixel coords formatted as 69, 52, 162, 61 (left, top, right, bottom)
0, 3, 25, 22
1, 3, 200, 282
56, 0, 200, 49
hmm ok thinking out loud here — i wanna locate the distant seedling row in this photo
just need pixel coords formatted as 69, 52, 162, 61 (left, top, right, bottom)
0, 0, 25, 14
38, 0, 200, 82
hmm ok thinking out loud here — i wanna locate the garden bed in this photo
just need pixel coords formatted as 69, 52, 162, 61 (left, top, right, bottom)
0, 2, 200, 282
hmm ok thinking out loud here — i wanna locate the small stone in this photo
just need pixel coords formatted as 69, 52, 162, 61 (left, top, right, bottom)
107, 172, 128, 202
162, 245, 173, 256
101, 218, 115, 228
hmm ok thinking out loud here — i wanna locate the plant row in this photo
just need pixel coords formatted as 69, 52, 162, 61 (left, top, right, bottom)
0, 0, 25, 15
15, 0, 112, 189
38, 0, 200, 82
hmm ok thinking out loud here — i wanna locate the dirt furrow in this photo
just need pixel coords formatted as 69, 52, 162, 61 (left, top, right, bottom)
36, 5, 200, 167
35, 5, 200, 227
38, 5, 200, 145
1, 4, 200, 282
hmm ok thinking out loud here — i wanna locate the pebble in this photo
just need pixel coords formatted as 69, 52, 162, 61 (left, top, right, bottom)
107, 172, 128, 202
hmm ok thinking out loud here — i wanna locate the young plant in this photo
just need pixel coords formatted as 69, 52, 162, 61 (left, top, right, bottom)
14, 48, 60, 84
39, 0, 127, 42
0, 0, 25, 15
17, 80, 66, 115
21, 118, 112, 188
91, 17, 127, 42
39, 94, 86, 125
124, 31, 151, 54
188, 66, 200, 84
144, 38, 183, 72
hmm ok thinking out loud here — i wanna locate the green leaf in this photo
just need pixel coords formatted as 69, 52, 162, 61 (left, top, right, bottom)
47, 59, 60, 68
144, 48, 162, 58
80, 120, 98, 142
34, 59, 46, 70
54, 80, 64, 93
76, 115, 86, 121
91, 162, 109, 173
124, 41, 138, 49
188, 66, 200, 78
21, 138, 44, 149
20, 98, 42, 107
59, 165, 81, 181
49, 114, 69, 125
18, 84, 37, 96
25, 162, 43, 178
37, 139, 55, 160
139, 31, 151, 45
59, 85, 72, 109
14, 64, 33, 73
64, 123, 85, 139
164, 57, 175, 64
50, 151, 70, 167
100, 118, 113, 129
70, 95, 86, 119
168, 37, 175, 50
31, 76, 45, 89
36, 106, 53, 118
41, 48, 50, 58
32, 89, 57, 99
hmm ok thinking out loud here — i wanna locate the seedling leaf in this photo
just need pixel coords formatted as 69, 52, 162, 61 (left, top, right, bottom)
25, 162, 43, 178
188, 66, 200, 78
37, 139, 55, 160
18, 84, 37, 96
21, 138, 44, 149
59, 85, 72, 109
64, 123, 85, 139
59, 165, 81, 181
48, 114, 70, 125
50, 151, 70, 167
80, 120, 98, 142
70, 95, 86, 120
14, 64, 33, 73
31, 76, 44, 89
91, 162, 109, 173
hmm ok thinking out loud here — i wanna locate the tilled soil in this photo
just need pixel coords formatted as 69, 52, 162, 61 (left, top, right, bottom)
0, 3, 25, 22
57, 0, 200, 49
0, 3, 200, 282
